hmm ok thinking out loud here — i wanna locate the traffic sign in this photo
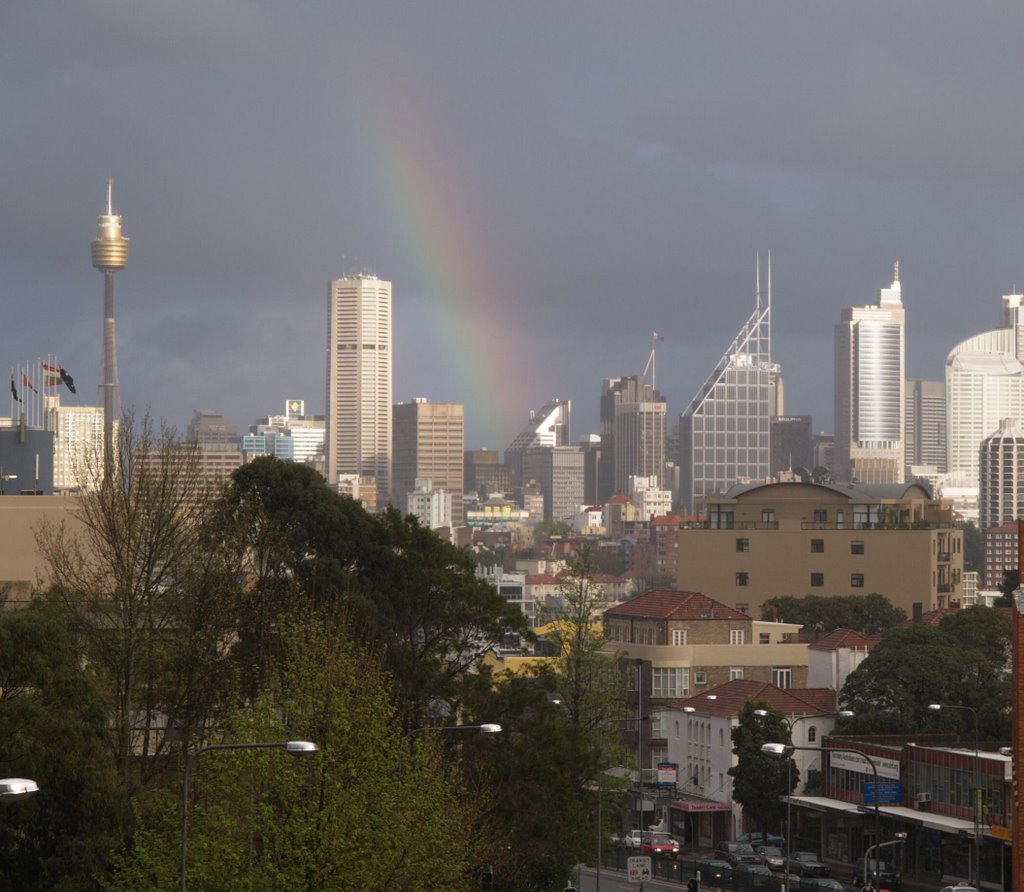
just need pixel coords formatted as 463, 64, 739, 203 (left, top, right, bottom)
627, 856, 652, 882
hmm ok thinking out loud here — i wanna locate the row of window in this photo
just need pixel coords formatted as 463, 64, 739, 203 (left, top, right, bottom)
650, 665, 793, 698
736, 572, 864, 587
736, 537, 865, 554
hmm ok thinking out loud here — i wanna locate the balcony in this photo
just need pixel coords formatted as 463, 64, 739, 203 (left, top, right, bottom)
682, 521, 779, 530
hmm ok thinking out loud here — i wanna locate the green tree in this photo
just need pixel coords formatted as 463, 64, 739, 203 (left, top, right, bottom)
728, 703, 796, 837
840, 609, 1011, 737
104, 613, 482, 891
358, 507, 530, 727
0, 599, 129, 891
760, 594, 905, 635
996, 568, 1019, 608
37, 413, 240, 792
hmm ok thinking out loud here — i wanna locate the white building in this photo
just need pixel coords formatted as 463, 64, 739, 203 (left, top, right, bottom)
629, 475, 672, 521
326, 275, 392, 506
978, 418, 1024, 533
946, 308, 1024, 499
834, 263, 905, 484
45, 394, 106, 492
405, 479, 453, 535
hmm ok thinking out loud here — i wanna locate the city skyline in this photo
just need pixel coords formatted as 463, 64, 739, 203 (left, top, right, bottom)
4, 5, 1024, 450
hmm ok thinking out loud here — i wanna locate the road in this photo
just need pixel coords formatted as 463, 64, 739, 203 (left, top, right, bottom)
574, 864, 691, 892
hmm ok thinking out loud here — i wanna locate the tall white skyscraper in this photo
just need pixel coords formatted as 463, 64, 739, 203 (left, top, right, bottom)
834, 263, 905, 484
678, 255, 774, 514
44, 394, 106, 492
325, 275, 392, 506
978, 418, 1024, 532
945, 293, 1024, 494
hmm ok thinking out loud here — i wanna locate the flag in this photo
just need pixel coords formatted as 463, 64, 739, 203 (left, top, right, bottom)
652, 331, 665, 341
43, 362, 76, 394
10, 380, 19, 403
21, 373, 37, 394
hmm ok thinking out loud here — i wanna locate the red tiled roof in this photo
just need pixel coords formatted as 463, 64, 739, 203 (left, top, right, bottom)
525, 573, 559, 585
651, 514, 684, 526
808, 628, 877, 652
668, 679, 838, 718
606, 493, 634, 505
908, 607, 960, 626
604, 588, 749, 621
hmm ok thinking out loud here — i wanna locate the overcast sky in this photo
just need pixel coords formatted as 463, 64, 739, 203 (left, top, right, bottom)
3, 2, 1023, 450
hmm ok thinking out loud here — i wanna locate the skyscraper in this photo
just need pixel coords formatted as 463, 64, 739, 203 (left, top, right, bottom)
904, 379, 946, 474
598, 376, 667, 501
945, 294, 1024, 494
834, 263, 905, 484
504, 399, 571, 480
325, 275, 392, 506
392, 398, 465, 525
978, 418, 1024, 533
90, 180, 128, 478
678, 256, 774, 514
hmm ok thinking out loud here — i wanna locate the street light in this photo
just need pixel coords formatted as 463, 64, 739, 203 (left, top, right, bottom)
179, 740, 319, 892
763, 742, 881, 892
752, 709, 854, 860
929, 702, 981, 887
0, 778, 38, 802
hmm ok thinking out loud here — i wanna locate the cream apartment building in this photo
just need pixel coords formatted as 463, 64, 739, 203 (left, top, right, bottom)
678, 480, 962, 617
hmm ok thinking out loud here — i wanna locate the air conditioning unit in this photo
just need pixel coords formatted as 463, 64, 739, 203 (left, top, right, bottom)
915, 792, 932, 809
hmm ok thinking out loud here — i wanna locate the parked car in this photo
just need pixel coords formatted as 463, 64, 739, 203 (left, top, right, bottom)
715, 841, 761, 866
694, 859, 733, 885
939, 887, 978, 892
641, 832, 680, 858
786, 851, 831, 877
623, 829, 643, 849
755, 845, 785, 871
737, 831, 786, 847
853, 857, 901, 889
797, 879, 845, 892
732, 862, 779, 890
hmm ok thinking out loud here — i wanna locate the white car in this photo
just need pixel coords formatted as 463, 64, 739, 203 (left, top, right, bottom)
624, 830, 643, 849
940, 887, 978, 892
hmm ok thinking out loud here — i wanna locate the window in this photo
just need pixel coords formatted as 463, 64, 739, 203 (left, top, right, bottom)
762, 509, 775, 524
813, 509, 827, 523
730, 629, 745, 645
810, 572, 824, 587
729, 667, 744, 680
771, 667, 792, 688
672, 629, 688, 646
651, 667, 690, 698
807, 726, 817, 743
650, 712, 669, 738
736, 537, 749, 552
851, 573, 865, 588
735, 572, 749, 586
694, 671, 708, 685
851, 540, 864, 555
810, 538, 824, 553
759, 632, 770, 644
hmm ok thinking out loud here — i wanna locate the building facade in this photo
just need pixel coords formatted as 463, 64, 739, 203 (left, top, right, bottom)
44, 395, 104, 492
770, 415, 812, 476
599, 375, 667, 500
978, 418, 1024, 534
834, 264, 905, 484
677, 480, 963, 616
521, 445, 584, 523
392, 398, 464, 525
679, 259, 774, 514
325, 274, 392, 506
905, 378, 946, 475
504, 399, 571, 481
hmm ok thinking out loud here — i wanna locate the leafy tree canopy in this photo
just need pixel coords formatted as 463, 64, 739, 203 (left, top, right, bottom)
761, 593, 905, 635
728, 703, 796, 837
840, 607, 1011, 738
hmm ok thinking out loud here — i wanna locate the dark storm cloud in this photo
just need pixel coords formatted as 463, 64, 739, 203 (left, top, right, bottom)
2, 1, 1023, 447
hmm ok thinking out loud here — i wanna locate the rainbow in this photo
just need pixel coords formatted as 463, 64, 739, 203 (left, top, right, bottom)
354, 76, 523, 447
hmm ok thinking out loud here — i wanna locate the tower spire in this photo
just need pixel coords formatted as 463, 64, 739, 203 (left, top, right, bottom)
894, 258, 900, 284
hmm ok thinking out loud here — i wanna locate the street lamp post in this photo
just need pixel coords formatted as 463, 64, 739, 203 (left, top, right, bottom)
929, 702, 981, 887
763, 742, 880, 892
179, 740, 319, 892
752, 709, 853, 864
